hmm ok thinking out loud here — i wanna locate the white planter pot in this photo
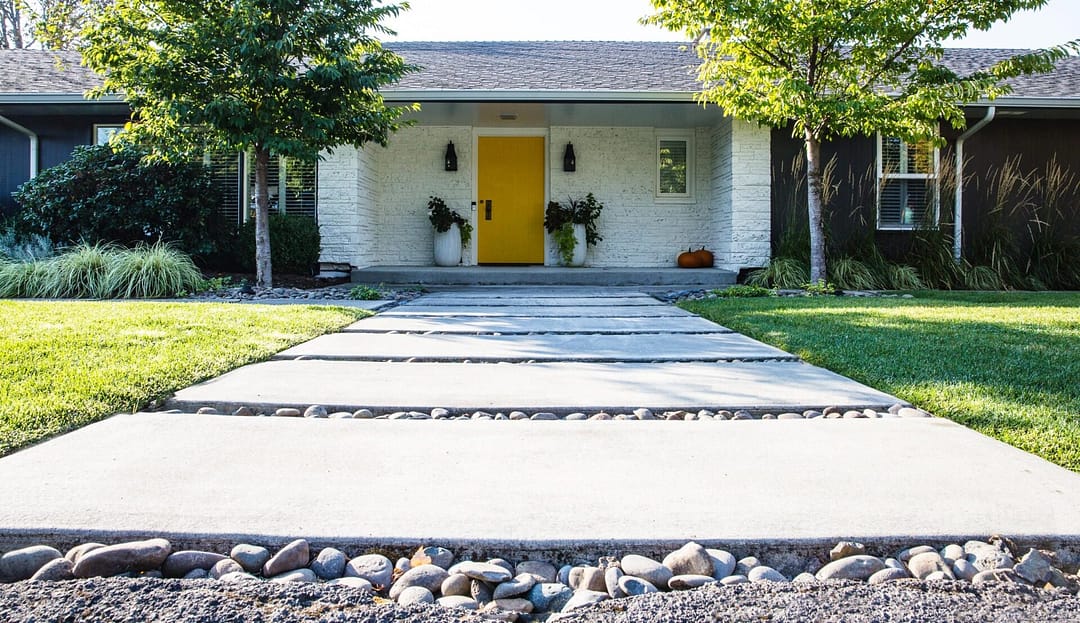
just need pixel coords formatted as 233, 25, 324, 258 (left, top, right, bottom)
433, 224, 462, 267
570, 223, 587, 267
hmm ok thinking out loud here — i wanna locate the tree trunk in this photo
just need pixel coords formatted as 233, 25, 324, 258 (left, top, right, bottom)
253, 146, 273, 289
804, 130, 828, 285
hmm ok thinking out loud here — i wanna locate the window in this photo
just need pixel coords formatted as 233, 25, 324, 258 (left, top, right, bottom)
657, 133, 694, 199
244, 154, 318, 221
93, 124, 124, 145
877, 135, 939, 229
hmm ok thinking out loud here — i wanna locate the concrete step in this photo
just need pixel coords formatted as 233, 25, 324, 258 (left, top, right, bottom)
352, 266, 737, 287
342, 315, 732, 335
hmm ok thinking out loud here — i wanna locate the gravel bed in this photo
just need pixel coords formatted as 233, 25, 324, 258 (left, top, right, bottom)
189, 285, 425, 303
655, 288, 917, 303
177, 404, 933, 421
2, 537, 1077, 622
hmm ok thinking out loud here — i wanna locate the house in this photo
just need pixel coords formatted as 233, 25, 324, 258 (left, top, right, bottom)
2, 43, 1079, 280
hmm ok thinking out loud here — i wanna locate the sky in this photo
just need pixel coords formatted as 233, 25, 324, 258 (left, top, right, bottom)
384, 0, 1080, 49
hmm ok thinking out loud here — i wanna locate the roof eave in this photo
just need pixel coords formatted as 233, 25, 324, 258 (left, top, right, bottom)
383, 89, 698, 103
969, 96, 1080, 109
0, 93, 123, 104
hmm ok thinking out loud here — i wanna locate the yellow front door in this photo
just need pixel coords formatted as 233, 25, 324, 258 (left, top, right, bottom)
477, 136, 545, 264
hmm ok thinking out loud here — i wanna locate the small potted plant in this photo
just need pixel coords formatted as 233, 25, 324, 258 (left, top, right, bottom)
427, 196, 473, 266
544, 193, 603, 266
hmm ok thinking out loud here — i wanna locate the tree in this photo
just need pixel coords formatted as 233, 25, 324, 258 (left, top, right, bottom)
647, 0, 1078, 284
1, 0, 109, 49
83, 0, 417, 287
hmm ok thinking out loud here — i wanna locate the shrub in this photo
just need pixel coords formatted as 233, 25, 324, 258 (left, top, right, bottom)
746, 257, 809, 289
962, 264, 1004, 291
349, 285, 382, 300
41, 243, 117, 298
828, 257, 879, 291
12, 145, 223, 260
0, 227, 55, 262
427, 196, 473, 247
236, 214, 321, 275
714, 284, 776, 298
886, 264, 925, 291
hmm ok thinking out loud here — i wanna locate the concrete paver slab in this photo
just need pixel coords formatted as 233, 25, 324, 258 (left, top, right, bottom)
2, 414, 1079, 548
419, 288, 657, 299
403, 297, 662, 307
168, 360, 899, 413
343, 315, 732, 334
382, 305, 694, 317
275, 332, 796, 362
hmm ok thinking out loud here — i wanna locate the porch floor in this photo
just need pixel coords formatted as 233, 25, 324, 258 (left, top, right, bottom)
351, 265, 738, 287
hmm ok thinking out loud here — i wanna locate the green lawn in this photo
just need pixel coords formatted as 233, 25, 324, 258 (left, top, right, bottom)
0, 301, 368, 457
680, 292, 1080, 471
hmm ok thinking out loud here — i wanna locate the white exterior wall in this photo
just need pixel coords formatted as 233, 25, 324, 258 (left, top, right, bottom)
316, 118, 772, 271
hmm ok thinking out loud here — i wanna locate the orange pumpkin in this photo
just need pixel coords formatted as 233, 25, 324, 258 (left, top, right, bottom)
692, 247, 715, 267
677, 247, 702, 268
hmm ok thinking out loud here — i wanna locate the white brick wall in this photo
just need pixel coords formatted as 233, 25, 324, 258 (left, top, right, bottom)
317, 118, 772, 271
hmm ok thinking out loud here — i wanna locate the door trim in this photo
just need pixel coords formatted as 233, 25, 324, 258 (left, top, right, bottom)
471, 128, 550, 266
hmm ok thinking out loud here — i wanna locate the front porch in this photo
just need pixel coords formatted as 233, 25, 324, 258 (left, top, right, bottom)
350, 265, 737, 287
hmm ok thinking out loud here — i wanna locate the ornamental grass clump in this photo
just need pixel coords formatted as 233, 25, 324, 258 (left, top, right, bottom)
105, 243, 203, 299
40, 243, 117, 298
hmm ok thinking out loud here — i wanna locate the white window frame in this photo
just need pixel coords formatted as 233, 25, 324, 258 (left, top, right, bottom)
93, 124, 125, 146
876, 133, 940, 230
656, 131, 695, 202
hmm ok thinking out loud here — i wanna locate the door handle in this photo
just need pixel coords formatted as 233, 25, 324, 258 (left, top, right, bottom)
484, 199, 492, 221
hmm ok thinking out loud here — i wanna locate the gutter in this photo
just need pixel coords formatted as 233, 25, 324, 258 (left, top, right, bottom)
382, 89, 698, 103
0, 113, 38, 178
953, 106, 996, 262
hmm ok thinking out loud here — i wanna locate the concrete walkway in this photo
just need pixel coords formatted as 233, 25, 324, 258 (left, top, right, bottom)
1, 286, 1080, 556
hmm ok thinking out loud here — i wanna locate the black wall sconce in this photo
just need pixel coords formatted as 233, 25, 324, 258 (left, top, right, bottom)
563, 142, 576, 172
444, 141, 458, 172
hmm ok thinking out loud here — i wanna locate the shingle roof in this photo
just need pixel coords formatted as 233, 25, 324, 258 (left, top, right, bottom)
3, 42, 1080, 100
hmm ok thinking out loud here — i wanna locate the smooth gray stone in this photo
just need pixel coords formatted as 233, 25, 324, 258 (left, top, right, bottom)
869, 568, 911, 584
925, 571, 951, 581
557, 564, 572, 586
830, 541, 867, 561
414, 546, 454, 570
604, 566, 625, 598
493, 573, 537, 599
907, 552, 954, 580
531, 412, 559, 421
182, 568, 208, 580
394, 557, 411, 574
275, 408, 301, 417
232, 407, 255, 417
431, 408, 450, 419
493, 598, 534, 614
436, 595, 478, 610
748, 566, 786, 583
163, 551, 227, 578
270, 568, 317, 583
816, 555, 887, 581
618, 575, 659, 596
211, 559, 245, 579
885, 558, 905, 571
736, 556, 761, 576
517, 561, 557, 583
0, 545, 62, 582
527, 582, 573, 612
897, 407, 931, 418
441, 573, 472, 597
65, 543, 105, 564
668, 574, 718, 590
28, 558, 74, 582
620, 554, 672, 589
566, 412, 589, 421
973, 568, 1025, 585
326, 576, 373, 591
304, 405, 328, 418
578, 567, 606, 592
966, 546, 1015, 572
488, 558, 515, 577
663, 542, 714, 577
230, 545, 270, 574
470, 578, 493, 604
720, 575, 748, 585
72, 538, 171, 579
792, 573, 818, 584
952, 559, 979, 581
262, 539, 309, 577
1014, 549, 1054, 584
898, 546, 936, 562
218, 571, 259, 582
389, 564, 449, 600
397, 586, 435, 606
310, 548, 347, 580
329, 412, 354, 419
345, 554, 393, 590
706, 549, 736, 580
453, 561, 512, 583
561, 589, 609, 613
941, 544, 966, 564
353, 409, 374, 419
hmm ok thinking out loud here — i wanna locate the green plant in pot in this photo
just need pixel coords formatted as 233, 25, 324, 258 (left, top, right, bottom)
544, 193, 603, 266
428, 196, 473, 266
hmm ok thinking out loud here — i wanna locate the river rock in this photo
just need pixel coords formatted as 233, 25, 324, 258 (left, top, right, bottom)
304, 405, 328, 418
211, 558, 245, 579
72, 538, 172, 579
0, 545, 63, 582
561, 589, 609, 612
397, 586, 435, 606
816, 555, 886, 581
669, 574, 718, 590
1014, 549, 1055, 584
616, 575, 658, 596
183, 569, 208, 580
437, 595, 479, 610
792, 573, 818, 584
218, 571, 259, 582
275, 408, 301, 417
952, 559, 979, 581
720, 575, 748, 585
28, 558, 74, 582
531, 412, 559, 421
869, 568, 911, 584
605, 566, 625, 598
310, 548, 347, 580
65, 543, 105, 564
517, 561, 557, 583
706, 549, 736, 579
270, 568, 318, 583
748, 566, 786, 583
736, 557, 761, 575
941, 544, 965, 564
452, 561, 512, 583
579, 567, 606, 592
162, 551, 227, 578
494, 598, 534, 614
907, 552, 954, 580
965, 541, 1014, 572
973, 568, 1025, 585
528, 583, 573, 612
471, 579, 494, 604
389, 564, 449, 600
441, 573, 472, 597
353, 409, 374, 419
898, 546, 935, 562
494, 573, 536, 599
634, 408, 655, 420
345, 554, 393, 589
830, 541, 866, 561
262, 539, 309, 577
230, 544, 270, 574
326, 576, 373, 591
620, 555, 672, 589
663, 542, 714, 577
413, 546, 454, 570
488, 559, 514, 577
